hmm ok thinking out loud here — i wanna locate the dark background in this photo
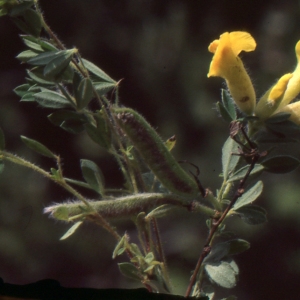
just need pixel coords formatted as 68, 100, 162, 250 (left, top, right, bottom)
0, 0, 300, 299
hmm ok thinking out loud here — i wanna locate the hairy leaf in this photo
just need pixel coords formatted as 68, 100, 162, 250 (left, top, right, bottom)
60, 221, 83, 240
80, 159, 104, 195
21, 136, 56, 158
233, 181, 263, 210
222, 137, 240, 181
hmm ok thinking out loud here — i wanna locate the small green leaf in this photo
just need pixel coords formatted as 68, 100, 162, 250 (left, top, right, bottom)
84, 114, 111, 149
60, 221, 83, 240
34, 91, 70, 108
222, 137, 240, 181
118, 262, 141, 281
216, 102, 231, 123
20, 92, 35, 102
233, 181, 263, 210
43, 49, 75, 78
0, 127, 5, 150
221, 89, 236, 121
81, 58, 115, 83
144, 252, 154, 264
40, 40, 58, 52
205, 261, 238, 288
261, 155, 300, 173
227, 164, 264, 182
227, 239, 250, 256
48, 110, 87, 133
27, 70, 56, 85
80, 159, 104, 195
28, 51, 60, 66
21, 136, 56, 158
146, 204, 179, 219
8, 1, 34, 16
76, 78, 94, 109
235, 205, 267, 225
22, 8, 42, 37
16, 49, 39, 62
94, 82, 116, 96
14, 83, 30, 97
112, 235, 126, 259
21, 35, 43, 51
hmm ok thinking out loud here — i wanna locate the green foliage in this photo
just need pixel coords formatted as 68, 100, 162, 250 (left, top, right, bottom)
1, 1, 300, 299
20, 135, 56, 158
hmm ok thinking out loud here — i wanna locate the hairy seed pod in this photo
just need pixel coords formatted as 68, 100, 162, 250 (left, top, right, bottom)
114, 108, 199, 198
44, 193, 216, 222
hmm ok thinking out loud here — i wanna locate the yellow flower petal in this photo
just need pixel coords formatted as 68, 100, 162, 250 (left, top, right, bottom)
207, 31, 256, 115
255, 73, 293, 120
229, 31, 257, 56
277, 40, 300, 109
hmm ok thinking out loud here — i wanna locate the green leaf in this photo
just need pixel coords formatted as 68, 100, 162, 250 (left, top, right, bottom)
84, 113, 111, 149
27, 69, 56, 85
205, 261, 238, 288
0, 127, 5, 150
60, 221, 83, 240
34, 91, 70, 108
81, 58, 115, 83
261, 155, 300, 173
217, 102, 232, 123
233, 181, 263, 210
227, 164, 264, 182
222, 137, 240, 181
40, 40, 58, 52
16, 49, 39, 62
8, 1, 34, 16
22, 8, 42, 37
28, 51, 60, 66
20, 92, 35, 102
21, 136, 56, 158
14, 83, 30, 97
21, 35, 43, 51
221, 89, 236, 121
48, 110, 87, 133
118, 263, 141, 281
112, 235, 126, 259
144, 252, 154, 264
76, 78, 94, 109
235, 205, 267, 225
80, 159, 105, 195
43, 49, 75, 78
94, 82, 116, 96
227, 239, 250, 256
146, 204, 179, 219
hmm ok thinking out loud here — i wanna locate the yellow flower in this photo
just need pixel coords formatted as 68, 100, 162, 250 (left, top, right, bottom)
208, 31, 256, 115
254, 73, 293, 120
276, 41, 300, 110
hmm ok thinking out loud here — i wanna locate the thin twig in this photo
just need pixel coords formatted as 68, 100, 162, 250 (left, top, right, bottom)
185, 146, 260, 297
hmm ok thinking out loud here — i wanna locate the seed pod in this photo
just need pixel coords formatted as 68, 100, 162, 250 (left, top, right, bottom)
114, 107, 198, 198
44, 193, 216, 222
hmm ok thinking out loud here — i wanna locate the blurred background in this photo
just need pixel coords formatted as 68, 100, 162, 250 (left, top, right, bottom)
1, 0, 300, 299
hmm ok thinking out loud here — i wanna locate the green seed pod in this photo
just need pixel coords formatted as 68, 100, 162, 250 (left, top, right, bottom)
44, 193, 216, 222
114, 108, 198, 198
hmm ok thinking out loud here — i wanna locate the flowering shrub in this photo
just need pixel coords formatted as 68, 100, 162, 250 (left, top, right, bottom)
0, 1, 300, 299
